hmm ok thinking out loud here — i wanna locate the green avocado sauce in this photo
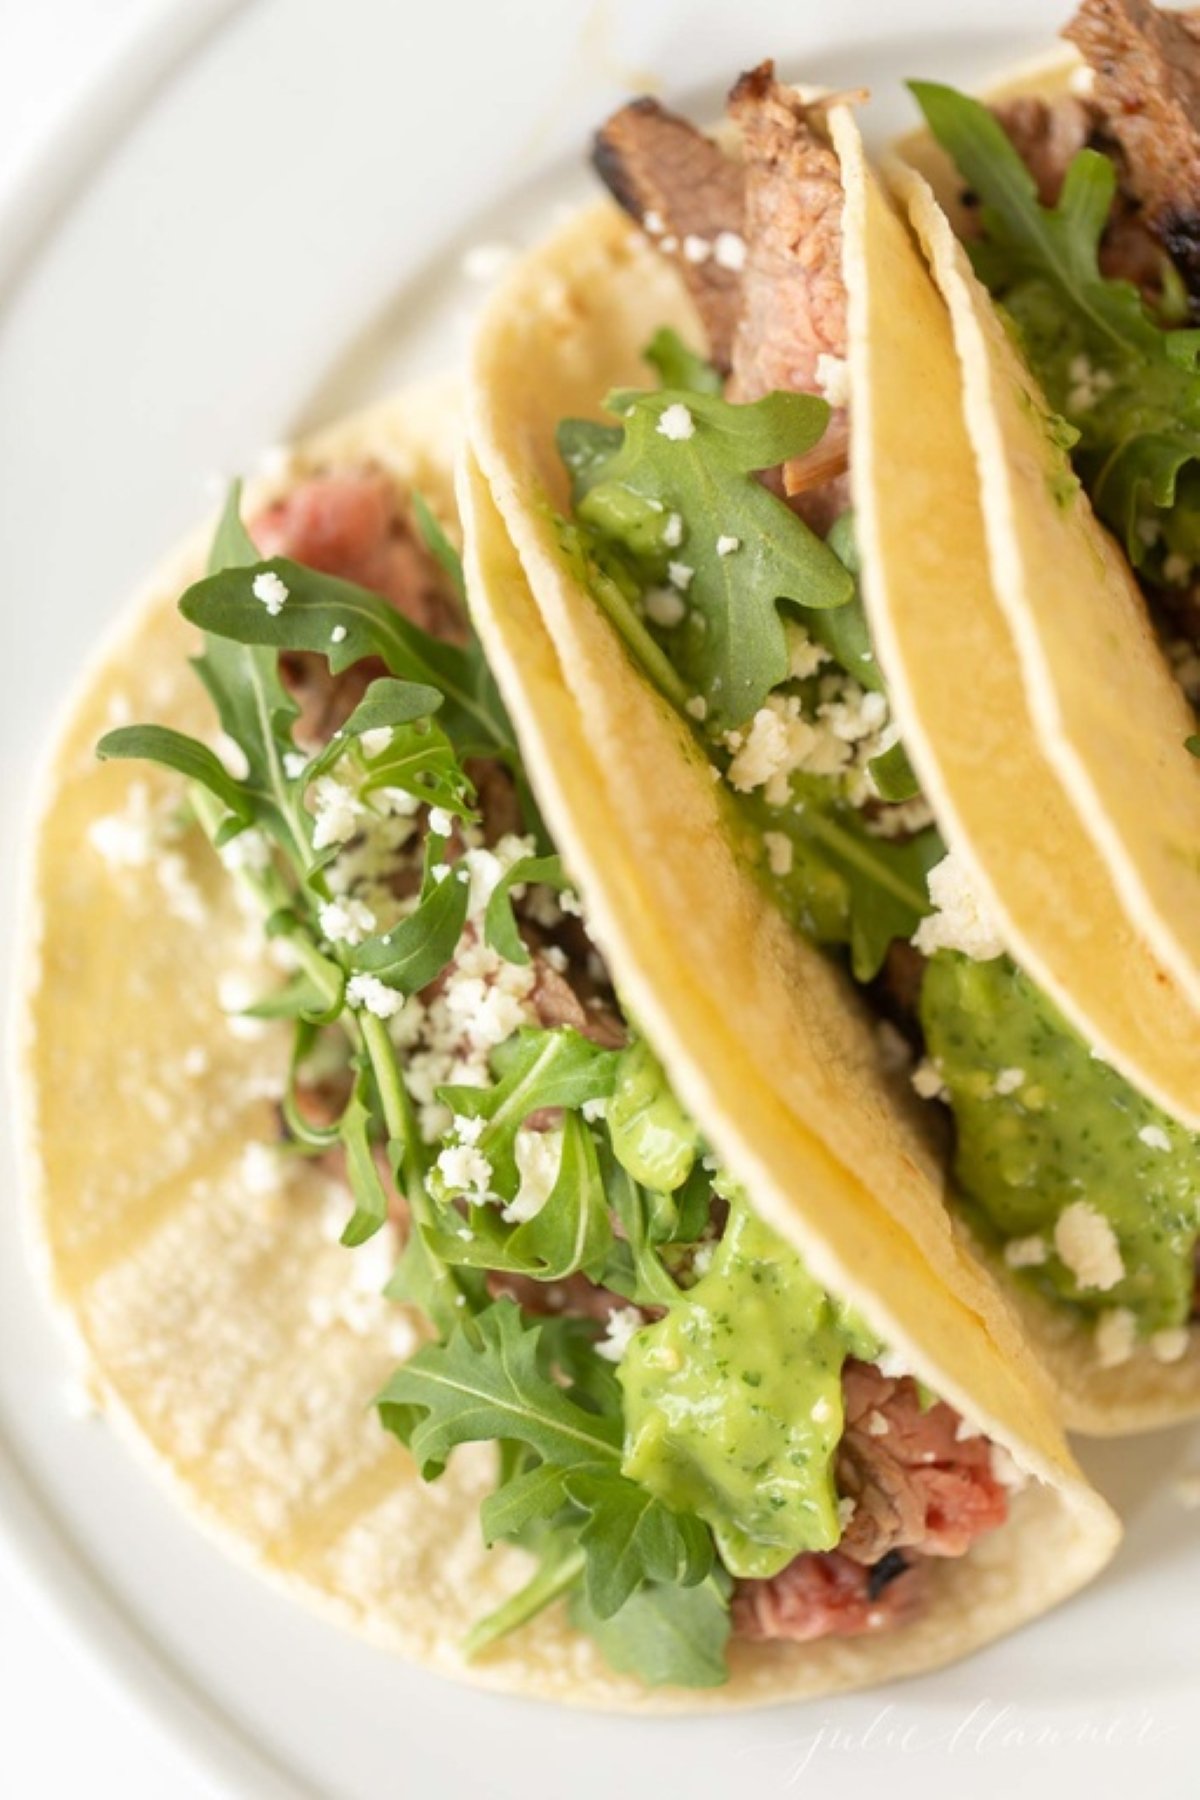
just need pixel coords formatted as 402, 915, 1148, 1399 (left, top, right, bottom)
618, 1199, 880, 1580
921, 952, 1200, 1334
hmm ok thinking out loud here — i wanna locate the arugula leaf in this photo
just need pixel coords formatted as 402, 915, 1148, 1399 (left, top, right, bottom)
439, 1028, 620, 1201
180, 556, 515, 760
566, 387, 854, 729
823, 512, 883, 693
300, 677, 443, 784
338, 1069, 393, 1247
568, 1571, 731, 1688
479, 1461, 572, 1546
411, 490, 467, 604
868, 739, 921, 804
912, 82, 1200, 573
377, 1299, 623, 1478
564, 1469, 713, 1620
358, 718, 477, 820
346, 864, 470, 993
483, 853, 570, 965
431, 1110, 614, 1283
96, 724, 255, 823
208, 480, 260, 573
748, 792, 941, 982
643, 326, 723, 396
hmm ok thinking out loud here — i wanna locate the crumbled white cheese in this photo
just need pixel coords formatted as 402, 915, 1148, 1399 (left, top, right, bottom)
252, 571, 289, 615
1150, 1326, 1190, 1364
241, 1141, 284, 1196
644, 586, 687, 628
1094, 1306, 1137, 1369
864, 1409, 889, 1438
659, 234, 679, 254
713, 230, 746, 271
346, 973, 404, 1020
1004, 1234, 1048, 1270
503, 1126, 564, 1223
785, 624, 829, 681
875, 1350, 910, 1379
330, 624, 348, 645
427, 806, 454, 838
716, 534, 740, 558
359, 726, 392, 758
690, 1241, 716, 1278
811, 1395, 833, 1424
1054, 1202, 1124, 1292
682, 233, 711, 264
994, 1067, 1026, 1096
436, 1141, 494, 1201
912, 852, 1005, 962
87, 782, 158, 867
213, 732, 250, 780
283, 751, 308, 780
219, 828, 272, 874
685, 695, 708, 721
642, 209, 664, 236
596, 1307, 646, 1363
836, 1496, 857, 1530
954, 1415, 983, 1442
762, 830, 793, 877
1137, 1124, 1172, 1154
657, 403, 695, 442
217, 970, 270, 1040
667, 560, 694, 592
319, 897, 376, 946
816, 352, 851, 409
310, 776, 364, 850
911, 1057, 947, 1102
662, 511, 684, 548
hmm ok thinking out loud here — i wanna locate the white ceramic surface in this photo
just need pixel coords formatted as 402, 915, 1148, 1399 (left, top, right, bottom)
1, 3, 1197, 1796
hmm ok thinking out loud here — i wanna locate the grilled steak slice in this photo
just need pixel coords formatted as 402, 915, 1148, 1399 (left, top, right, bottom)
726, 61, 850, 528
592, 97, 746, 370
732, 1545, 928, 1642
1066, 0, 1200, 295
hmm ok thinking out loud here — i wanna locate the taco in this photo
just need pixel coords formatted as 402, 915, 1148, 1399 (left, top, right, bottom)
466, 61, 1200, 1431
20, 375, 1115, 1707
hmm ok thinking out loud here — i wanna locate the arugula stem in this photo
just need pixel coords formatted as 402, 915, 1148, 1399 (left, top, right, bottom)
585, 563, 693, 714
462, 1546, 587, 1660
795, 807, 930, 914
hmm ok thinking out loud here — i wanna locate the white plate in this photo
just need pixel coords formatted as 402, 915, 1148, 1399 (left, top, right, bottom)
1, 2, 1197, 1795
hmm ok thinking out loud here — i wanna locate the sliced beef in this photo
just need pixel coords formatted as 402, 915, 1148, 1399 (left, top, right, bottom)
250, 468, 465, 748
531, 955, 626, 1048
992, 94, 1097, 206
732, 1545, 928, 1643
836, 1360, 1008, 1565
592, 98, 746, 370
726, 62, 851, 529
1065, 0, 1200, 295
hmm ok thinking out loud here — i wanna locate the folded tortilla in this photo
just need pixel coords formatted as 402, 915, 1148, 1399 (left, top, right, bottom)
466, 91, 1200, 1435
883, 55, 1200, 1430
19, 372, 1116, 1707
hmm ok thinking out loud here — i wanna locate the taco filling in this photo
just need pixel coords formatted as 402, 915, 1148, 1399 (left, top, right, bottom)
555, 61, 1200, 1369
95, 457, 1014, 1690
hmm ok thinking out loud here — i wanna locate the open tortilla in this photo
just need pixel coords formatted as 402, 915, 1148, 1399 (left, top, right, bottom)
466, 93, 1200, 1433
19, 373, 1116, 1708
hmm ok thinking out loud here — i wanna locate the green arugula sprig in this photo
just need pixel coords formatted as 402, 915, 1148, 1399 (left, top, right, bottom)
560, 385, 853, 731
913, 81, 1200, 575
378, 1300, 720, 1656
94, 478, 739, 1687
